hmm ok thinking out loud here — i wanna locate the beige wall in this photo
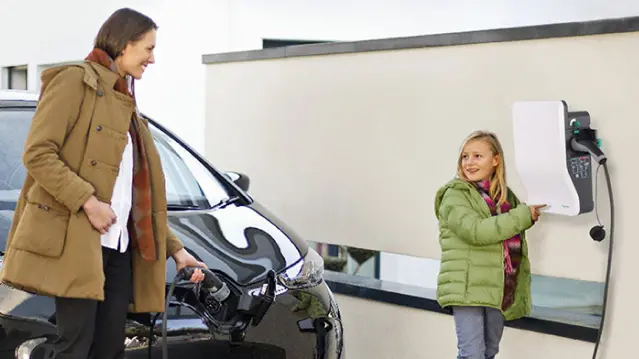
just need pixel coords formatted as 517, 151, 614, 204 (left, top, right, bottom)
205, 31, 637, 357
334, 294, 592, 358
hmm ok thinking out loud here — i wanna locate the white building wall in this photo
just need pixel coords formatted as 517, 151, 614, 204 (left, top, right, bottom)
3, 0, 639, 148
2, 0, 639, 286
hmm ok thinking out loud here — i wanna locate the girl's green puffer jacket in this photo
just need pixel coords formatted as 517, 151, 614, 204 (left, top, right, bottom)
434, 178, 534, 320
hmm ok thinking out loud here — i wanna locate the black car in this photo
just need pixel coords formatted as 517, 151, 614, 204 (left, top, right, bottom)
0, 91, 344, 359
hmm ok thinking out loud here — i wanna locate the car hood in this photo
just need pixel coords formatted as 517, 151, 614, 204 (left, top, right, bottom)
0, 196, 307, 287
165, 201, 309, 286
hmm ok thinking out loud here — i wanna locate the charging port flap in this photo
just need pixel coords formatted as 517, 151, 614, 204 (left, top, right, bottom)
235, 270, 277, 328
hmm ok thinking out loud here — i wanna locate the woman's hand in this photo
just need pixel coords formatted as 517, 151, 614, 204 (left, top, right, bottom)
83, 195, 117, 234
529, 204, 547, 222
172, 248, 207, 283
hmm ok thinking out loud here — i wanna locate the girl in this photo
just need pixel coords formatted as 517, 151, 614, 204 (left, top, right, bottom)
1, 8, 207, 359
434, 130, 545, 359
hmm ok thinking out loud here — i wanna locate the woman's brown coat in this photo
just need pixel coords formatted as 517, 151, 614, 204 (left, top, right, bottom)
0, 61, 183, 313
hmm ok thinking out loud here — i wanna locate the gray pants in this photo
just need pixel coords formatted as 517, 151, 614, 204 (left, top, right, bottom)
452, 306, 505, 359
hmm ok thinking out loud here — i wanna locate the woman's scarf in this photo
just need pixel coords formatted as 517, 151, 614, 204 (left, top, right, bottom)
85, 48, 158, 261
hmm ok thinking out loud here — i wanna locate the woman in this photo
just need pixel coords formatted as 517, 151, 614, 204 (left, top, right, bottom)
0, 8, 206, 359
434, 130, 545, 359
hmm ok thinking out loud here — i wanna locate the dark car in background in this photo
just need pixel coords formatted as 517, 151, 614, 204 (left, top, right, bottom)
0, 90, 344, 359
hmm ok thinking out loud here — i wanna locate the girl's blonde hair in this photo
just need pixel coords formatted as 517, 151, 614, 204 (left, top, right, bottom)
457, 130, 508, 206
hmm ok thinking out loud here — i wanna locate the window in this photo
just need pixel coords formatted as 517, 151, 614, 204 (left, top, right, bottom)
1, 65, 28, 90
0, 108, 33, 250
262, 39, 333, 49
150, 126, 231, 209
316, 241, 605, 320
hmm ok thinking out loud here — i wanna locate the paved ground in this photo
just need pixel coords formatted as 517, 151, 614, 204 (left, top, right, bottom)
126, 338, 287, 359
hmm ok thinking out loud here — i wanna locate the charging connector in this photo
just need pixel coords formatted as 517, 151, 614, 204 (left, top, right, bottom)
160, 267, 230, 359
570, 128, 607, 165
181, 267, 231, 303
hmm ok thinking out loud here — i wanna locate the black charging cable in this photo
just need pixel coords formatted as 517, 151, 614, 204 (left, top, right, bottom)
160, 267, 231, 359
590, 164, 606, 242
148, 312, 161, 358
591, 161, 614, 359
160, 271, 183, 359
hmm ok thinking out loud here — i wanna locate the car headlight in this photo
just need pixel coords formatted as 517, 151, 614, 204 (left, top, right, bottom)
278, 248, 324, 290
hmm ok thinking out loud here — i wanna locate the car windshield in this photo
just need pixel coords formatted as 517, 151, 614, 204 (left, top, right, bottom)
150, 126, 231, 209
0, 107, 233, 250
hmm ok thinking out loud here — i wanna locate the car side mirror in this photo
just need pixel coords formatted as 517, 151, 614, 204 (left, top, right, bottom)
225, 171, 250, 192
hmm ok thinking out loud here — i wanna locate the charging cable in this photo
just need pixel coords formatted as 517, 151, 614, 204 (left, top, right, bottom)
590, 161, 614, 359
160, 267, 231, 359
570, 134, 614, 359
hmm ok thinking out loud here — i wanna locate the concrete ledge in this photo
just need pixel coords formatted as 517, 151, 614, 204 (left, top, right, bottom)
323, 271, 599, 343
202, 16, 639, 65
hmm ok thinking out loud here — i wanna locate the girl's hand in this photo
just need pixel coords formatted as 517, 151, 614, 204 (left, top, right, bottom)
529, 204, 546, 222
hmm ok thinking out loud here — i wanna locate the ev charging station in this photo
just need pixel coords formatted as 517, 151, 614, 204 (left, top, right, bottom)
512, 101, 614, 359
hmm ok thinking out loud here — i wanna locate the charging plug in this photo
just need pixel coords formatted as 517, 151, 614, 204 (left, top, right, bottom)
179, 267, 231, 303
570, 129, 607, 164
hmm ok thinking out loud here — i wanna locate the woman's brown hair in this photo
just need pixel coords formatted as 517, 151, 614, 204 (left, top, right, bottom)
457, 130, 509, 206
94, 8, 158, 60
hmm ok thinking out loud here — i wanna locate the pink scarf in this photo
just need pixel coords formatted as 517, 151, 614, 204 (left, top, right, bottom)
475, 180, 521, 275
